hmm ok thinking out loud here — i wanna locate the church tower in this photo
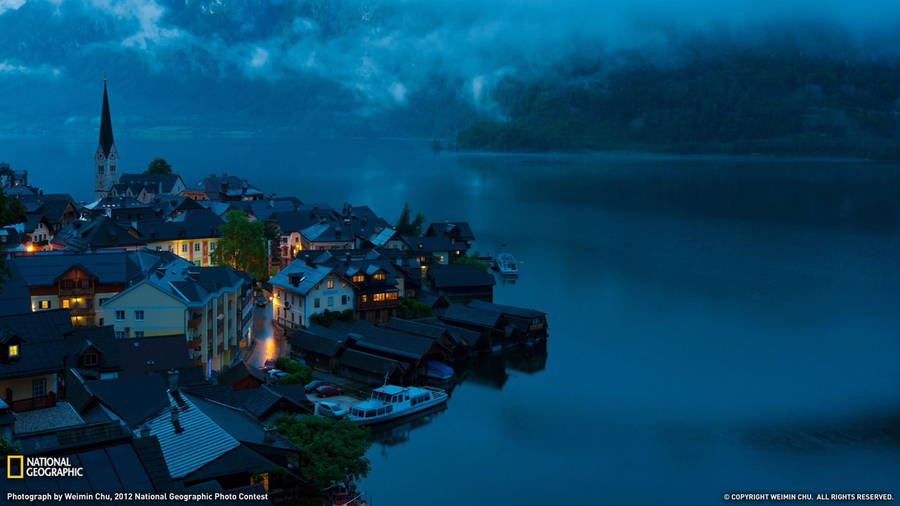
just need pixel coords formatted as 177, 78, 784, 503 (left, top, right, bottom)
94, 78, 118, 201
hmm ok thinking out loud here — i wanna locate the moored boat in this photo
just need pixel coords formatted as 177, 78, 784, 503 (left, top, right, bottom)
494, 252, 519, 276
419, 360, 454, 380
348, 385, 448, 425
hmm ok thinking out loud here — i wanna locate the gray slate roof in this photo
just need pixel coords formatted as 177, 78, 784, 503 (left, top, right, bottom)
338, 348, 402, 376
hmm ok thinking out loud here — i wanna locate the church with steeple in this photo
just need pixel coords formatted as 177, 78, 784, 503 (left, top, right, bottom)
94, 79, 119, 201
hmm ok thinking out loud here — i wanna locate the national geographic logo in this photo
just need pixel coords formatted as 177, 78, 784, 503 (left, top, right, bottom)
6, 456, 84, 478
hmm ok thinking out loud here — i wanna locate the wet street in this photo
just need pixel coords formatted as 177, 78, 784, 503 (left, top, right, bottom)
245, 300, 289, 370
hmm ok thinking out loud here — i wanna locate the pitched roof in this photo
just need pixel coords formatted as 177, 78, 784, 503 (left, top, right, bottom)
426, 221, 476, 242
467, 300, 546, 319
338, 348, 402, 376
10, 250, 150, 286
348, 320, 437, 360
427, 263, 496, 289
269, 260, 334, 294
85, 374, 170, 428
116, 334, 193, 377
402, 235, 453, 252
119, 173, 185, 194
0, 309, 74, 379
183, 384, 309, 419
288, 325, 347, 357
52, 215, 145, 250
381, 318, 447, 340
185, 394, 298, 450
217, 361, 267, 386
440, 303, 502, 328
0, 261, 31, 316
139, 208, 223, 241
144, 391, 241, 479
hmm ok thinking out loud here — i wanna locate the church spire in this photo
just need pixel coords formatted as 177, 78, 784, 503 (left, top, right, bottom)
98, 78, 114, 157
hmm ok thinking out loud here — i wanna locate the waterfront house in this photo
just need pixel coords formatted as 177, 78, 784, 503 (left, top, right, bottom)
468, 300, 549, 340
337, 348, 405, 386
424, 221, 476, 254
270, 259, 354, 330
294, 249, 406, 323
288, 323, 349, 369
401, 235, 453, 265
184, 383, 312, 421
101, 260, 253, 375
438, 303, 505, 352
425, 263, 496, 303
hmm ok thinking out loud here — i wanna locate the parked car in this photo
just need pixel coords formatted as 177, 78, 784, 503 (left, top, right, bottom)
256, 295, 268, 307
315, 384, 344, 398
264, 359, 276, 370
304, 380, 330, 393
317, 401, 347, 419
267, 369, 290, 379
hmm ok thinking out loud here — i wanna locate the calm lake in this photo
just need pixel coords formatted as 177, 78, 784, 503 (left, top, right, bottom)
5, 137, 900, 504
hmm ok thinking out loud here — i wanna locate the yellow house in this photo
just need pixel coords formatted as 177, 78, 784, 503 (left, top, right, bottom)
102, 259, 253, 376
141, 208, 223, 267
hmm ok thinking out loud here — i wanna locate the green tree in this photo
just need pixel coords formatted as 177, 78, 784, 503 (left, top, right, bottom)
210, 209, 268, 280
0, 188, 26, 288
395, 202, 425, 236
273, 413, 371, 490
1, 434, 20, 456
398, 297, 432, 319
452, 251, 489, 273
145, 158, 172, 175
275, 358, 312, 385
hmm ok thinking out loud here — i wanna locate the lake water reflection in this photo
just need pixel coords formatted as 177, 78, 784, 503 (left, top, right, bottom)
4, 137, 900, 505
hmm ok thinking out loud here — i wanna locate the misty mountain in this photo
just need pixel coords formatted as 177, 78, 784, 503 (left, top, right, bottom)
457, 32, 900, 158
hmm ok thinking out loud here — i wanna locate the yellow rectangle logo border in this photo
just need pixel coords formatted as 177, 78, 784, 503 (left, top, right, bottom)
7, 455, 24, 479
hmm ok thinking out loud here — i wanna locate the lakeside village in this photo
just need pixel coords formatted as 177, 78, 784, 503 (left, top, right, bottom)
0, 81, 548, 504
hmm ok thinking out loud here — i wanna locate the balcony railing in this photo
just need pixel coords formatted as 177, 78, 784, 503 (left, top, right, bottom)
11, 392, 57, 412
59, 287, 93, 296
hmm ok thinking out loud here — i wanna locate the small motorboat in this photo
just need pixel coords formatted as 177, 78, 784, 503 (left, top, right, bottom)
348, 385, 448, 425
420, 360, 454, 380
494, 252, 518, 276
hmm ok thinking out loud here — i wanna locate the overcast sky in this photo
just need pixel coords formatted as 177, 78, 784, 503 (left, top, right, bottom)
2, 0, 900, 137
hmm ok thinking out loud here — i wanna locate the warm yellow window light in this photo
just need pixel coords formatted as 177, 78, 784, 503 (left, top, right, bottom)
8, 344, 19, 358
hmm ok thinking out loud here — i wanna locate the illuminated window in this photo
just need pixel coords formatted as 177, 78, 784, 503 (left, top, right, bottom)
439, 256, 445, 263
352, 274, 364, 283
361, 295, 368, 303
387, 292, 398, 300
327, 280, 334, 289
62, 299, 70, 309
40, 300, 50, 309
8, 344, 18, 358
373, 272, 386, 281
341, 282, 347, 287
373, 293, 385, 302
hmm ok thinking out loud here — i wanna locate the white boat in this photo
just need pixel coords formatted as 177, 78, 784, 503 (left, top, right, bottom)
348, 385, 448, 425
494, 252, 519, 276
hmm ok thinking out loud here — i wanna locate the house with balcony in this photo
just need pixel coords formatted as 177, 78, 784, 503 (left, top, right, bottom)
101, 259, 253, 375
140, 208, 224, 267
9, 249, 177, 327
270, 260, 354, 330
0, 309, 121, 413
292, 249, 408, 323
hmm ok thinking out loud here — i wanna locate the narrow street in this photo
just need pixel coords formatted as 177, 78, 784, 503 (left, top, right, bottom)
244, 300, 289, 369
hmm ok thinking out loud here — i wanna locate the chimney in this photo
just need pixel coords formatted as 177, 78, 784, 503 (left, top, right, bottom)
263, 426, 276, 443
167, 369, 179, 390
171, 407, 183, 434
145, 359, 155, 373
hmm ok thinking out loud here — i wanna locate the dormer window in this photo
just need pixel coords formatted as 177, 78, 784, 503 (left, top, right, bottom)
373, 272, 386, 281
82, 351, 98, 367
327, 280, 335, 289
8, 344, 19, 359
352, 274, 364, 283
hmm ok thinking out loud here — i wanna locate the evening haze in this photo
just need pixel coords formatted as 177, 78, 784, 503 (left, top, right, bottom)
2, 2, 900, 505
